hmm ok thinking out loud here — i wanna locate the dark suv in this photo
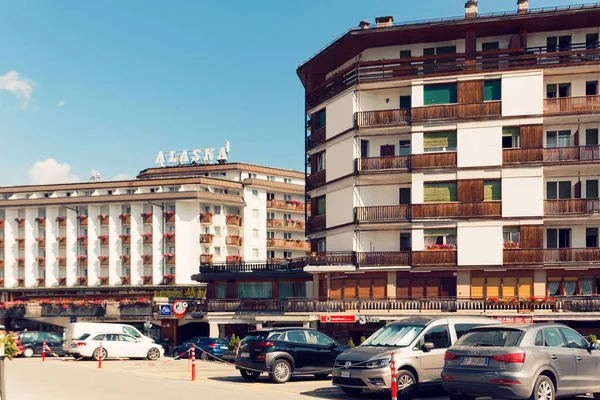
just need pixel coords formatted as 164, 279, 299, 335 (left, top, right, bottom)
18, 331, 65, 358
235, 327, 346, 383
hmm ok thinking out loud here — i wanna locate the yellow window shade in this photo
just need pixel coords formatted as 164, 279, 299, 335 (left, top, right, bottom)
471, 278, 485, 299
518, 277, 533, 298
486, 278, 501, 298
423, 132, 457, 149
502, 277, 517, 298
484, 180, 501, 201
424, 182, 457, 202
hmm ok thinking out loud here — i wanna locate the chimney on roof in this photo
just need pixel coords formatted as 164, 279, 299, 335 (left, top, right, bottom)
517, 0, 529, 14
465, 0, 478, 19
375, 16, 393, 28
359, 20, 371, 30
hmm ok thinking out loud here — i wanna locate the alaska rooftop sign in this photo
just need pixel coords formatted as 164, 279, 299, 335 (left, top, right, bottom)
155, 141, 230, 167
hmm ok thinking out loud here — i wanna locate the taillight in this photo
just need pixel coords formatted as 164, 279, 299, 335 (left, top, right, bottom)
443, 352, 457, 360
441, 373, 454, 381
208, 343, 217, 348
491, 379, 521, 385
77, 342, 87, 346
493, 352, 526, 363
256, 342, 274, 348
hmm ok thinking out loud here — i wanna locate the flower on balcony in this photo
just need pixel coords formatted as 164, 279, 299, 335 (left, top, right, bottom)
163, 211, 176, 217
35, 216, 46, 223
0, 218, 4, 223
143, 232, 153, 239
15, 257, 25, 262
163, 253, 175, 258
200, 212, 213, 217
36, 277, 45, 284
97, 214, 108, 220
98, 235, 109, 240
119, 254, 130, 261
426, 243, 457, 250
15, 217, 25, 223
118, 298, 151, 307
35, 256, 45, 262
142, 254, 152, 260
528, 296, 556, 303
286, 200, 302, 206
98, 255, 108, 261
98, 276, 109, 284
503, 241, 520, 249
141, 212, 153, 218
56, 216, 67, 222
35, 236, 44, 242
163, 232, 175, 239
201, 253, 212, 257
77, 235, 88, 241
119, 234, 131, 239
56, 256, 66, 262
118, 213, 130, 220
120, 276, 131, 285
77, 215, 88, 221
163, 274, 175, 281
56, 236, 66, 241
226, 255, 242, 262
57, 277, 66, 285
77, 255, 88, 261
76, 276, 87, 283
142, 275, 153, 283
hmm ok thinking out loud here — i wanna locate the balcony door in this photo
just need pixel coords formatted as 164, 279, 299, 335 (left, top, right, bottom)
399, 95, 411, 110
586, 129, 599, 146
360, 139, 369, 158
400, 232, 411, 251
399, 140, 411, 156
399, 188, 411, 205
547, 229, 571, 249
586, 228, 598, 248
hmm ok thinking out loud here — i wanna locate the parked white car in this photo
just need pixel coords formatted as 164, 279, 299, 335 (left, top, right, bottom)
63, 322, 154, 354
69, 332, 163, 361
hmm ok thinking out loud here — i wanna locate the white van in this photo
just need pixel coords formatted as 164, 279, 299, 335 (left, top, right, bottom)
63, 323, 154, 353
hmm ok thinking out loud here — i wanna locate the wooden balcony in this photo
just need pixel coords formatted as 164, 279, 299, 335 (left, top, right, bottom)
305, 252, 356, 266
504, 146, 600, 165
411, 152, 457, 169
503, 148, 544, 164
225, 215, 242, 227
142, 255, 153, 265
545, 248, 600, 264
200, 254, 214, 265
267, 238, 310, 250
308, 214, 326, 233
544, 95, 600, 115
355, 205, 411, 222
545, 199, 600, 215
226, 235, 242, 246
503, 249, 544, 265
412, 201, 501, 219
357, 251, 411, 267
200, 213, 213, 224
200, 234, 214, 244
143, 235, 153, 245
306, 169, 326, 191
411, 101, 501, 122
266, 199, 308, 213
307, 126, 326, 150
17, 238, 25, 249
412, 250, 457, 266
355, 109, 411, 128
98, 215, 109, 226
267, 219, 305, 230
356, 156, 410, 172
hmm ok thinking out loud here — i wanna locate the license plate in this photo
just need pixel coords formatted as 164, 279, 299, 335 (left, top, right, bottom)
461, 357, 488, 366
341, 371, 351, 378
240, 352, 250, 358
221, 346, 228, 350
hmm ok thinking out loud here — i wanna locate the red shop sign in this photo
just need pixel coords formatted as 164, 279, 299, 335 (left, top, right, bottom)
320, 315, 357, 323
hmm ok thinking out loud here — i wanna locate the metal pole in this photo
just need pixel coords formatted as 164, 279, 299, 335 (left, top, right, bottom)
0, 356, 6, 400
190, 344, 196, 381
390, 352, 397, 400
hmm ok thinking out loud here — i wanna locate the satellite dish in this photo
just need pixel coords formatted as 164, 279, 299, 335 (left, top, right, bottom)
90, 170, 101, 182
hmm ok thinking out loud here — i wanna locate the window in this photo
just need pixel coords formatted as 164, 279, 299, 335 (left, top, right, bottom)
503, 227, 520, 244
284, 232, 292, 240
399, 140, 411, 156
458, 328, 522, 347
399, 96, 411, 110
482, 41, 499, 51
248, 173, 257, 179
214, 188, 224, 194
559, 328, 588, 349
546, 83, 571, 99
399, 188, 411, 205
267, 231, 274, 239
252, 229, 259, 239
423, 131, 457, 152
214, 206, 221, 215
203, 247, 209, 253
547, 181, 572, 199
502, 127, 520, 149
267, 176, 275, 181
316, 152, 325, 171
424, 182, 457, 202
307, 331, 334, 346
535, 331, 544, 346
360, 140, 369, 158
122, 327, 140, 338
484, 180, 501, 201
285, 331, 308, 343
93, 334, 105, 341
586, 129, 599, 145
543, 328, 566, 347
267, 251, 275, 258
283, 213, 291, 220
283, 251, 292, 258
424, 229, 457, 248
214, 247, 221, 256
252, 248, 259, 258
238, 282, 272, 299
455, 324, 483, 340
214, 227, 221, 236
587, 180, 598, 199
252, 190, 258, 199
317, 238, 326, 252
316, 196, 326, 216
586, 81, 598, 96
547, 35, 571, 53
483, 80, 501, 101
121, 335, 136, 342
547, 228, 571, 249
587, 33, 599, 48
399, 50, 412, 58
424, 83, 457, 105
315, 108, 326, 130
400, 233, 411, 251
546, 130, 571, 148
284, 195, 292, 201
587, 228, 598, 248
252, 209, 259, 219
267, 193, 275, 200
284, 178, 291, 184
423, 325, 450, 349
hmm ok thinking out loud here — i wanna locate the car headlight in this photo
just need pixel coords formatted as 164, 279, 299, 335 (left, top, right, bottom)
365, 358, 391, 369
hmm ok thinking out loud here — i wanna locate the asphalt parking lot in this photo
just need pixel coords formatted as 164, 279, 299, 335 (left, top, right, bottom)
5, 356, 452, 400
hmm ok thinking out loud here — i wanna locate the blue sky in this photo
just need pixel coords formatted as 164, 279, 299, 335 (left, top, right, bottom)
0, 0, 585, 185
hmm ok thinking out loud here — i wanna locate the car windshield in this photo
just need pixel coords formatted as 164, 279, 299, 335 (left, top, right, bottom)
457, 328, 523, 347
361, 324, 425, 347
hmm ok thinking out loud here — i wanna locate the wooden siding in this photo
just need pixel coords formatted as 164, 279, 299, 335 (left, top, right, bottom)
411, 201, 501, 218
411, 101, 501, 122
520, 125, 543, 149
520, 225, 543, 249
411, 152, 457, 169
457, 179, 484, 202
457, 80, 483, 104
545, 199, 600, 215
412, 250, 457, 266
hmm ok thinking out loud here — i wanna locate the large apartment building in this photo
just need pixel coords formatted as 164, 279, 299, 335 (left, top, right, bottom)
298, 1, 600, 328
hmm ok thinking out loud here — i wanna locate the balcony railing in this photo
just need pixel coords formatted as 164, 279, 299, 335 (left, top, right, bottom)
355, 205, 411, 222
305, 252, 356, 266
307, 126, 326, 150
545, 199, 600, 215
200, 234, 214, 244
503, 249, 544, 265
200, 254, 213, 265
502, 148, 544, 164
226, 235, 242, 246
544, 95, 600, 115
355, 109, 411, 127
357, 252, 411, 267
225, 215, 242, 226
199, 259, 307, 274
411, 201, 501, 219
267, 239, 310, 250
356, 156, 410, 172
266, 199, 309, 212
411, 152, 457, 169
412, 101, 501, 122
412, 250, 457, 266
503, 146, 600, 165
545, 248, 600, 263
306, 42, 600, 110
307, 214, 326, 233
267, 219, 305, 230
306, 169, 326, 191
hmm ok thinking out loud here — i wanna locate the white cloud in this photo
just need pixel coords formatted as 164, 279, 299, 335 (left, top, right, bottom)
27, 158, 80, 185
0, 71, 33, 109
112, 173, 130, 181
56, 100, 65, 108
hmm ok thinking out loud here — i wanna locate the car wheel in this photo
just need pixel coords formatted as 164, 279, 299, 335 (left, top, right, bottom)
92, 347, 108, 361
341, 387, 363, 397
314, 373, 330, 379
269, 359, 292, 384
396, 369, 417, 400
529, 375, 554, 400
200, 351, 209, 361
240, 369, 260, 381
147, 347, 161, 361
449, 394, 476, 400
23, 347, 35, 358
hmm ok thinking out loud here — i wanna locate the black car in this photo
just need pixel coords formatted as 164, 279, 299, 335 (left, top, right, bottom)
235, 328, 346, 384
18, 331, 66, 358
172, 337, 230, 360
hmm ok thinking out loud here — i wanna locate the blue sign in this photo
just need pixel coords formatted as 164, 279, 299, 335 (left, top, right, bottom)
160, 304, 172, 317
70, 316, 77, 323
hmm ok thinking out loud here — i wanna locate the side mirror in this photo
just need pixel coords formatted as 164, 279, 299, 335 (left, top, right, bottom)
330, 342, 338, 349
422, 342, 435, 352
590, 342, 599, 351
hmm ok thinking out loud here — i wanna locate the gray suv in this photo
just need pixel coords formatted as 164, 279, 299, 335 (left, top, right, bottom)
441, 323, 600, 400
332, 316, 500, 397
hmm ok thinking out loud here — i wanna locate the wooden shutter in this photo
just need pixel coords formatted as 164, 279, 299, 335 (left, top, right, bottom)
484, 180, 502, 201
471, 278, 485, 299
373, 279, 386, 299
344, 279, 358, 299
423, 132, 457, 150
397, 279, 410, 299
521, 225, 543, 248
457, 80, 484, 104
411, 279, 425, 299
330, 279, 342, 299
502, 277, 517, 298
425, 278, 440, 298
520, 125, 543, 149
486, 278, 501, 298
458, 179, 484, 202
424, 182, 457, 202
319, 278, 327, 300
574, 181, 582, 199
518, 277, 533, 298
358, 280, 371, 299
